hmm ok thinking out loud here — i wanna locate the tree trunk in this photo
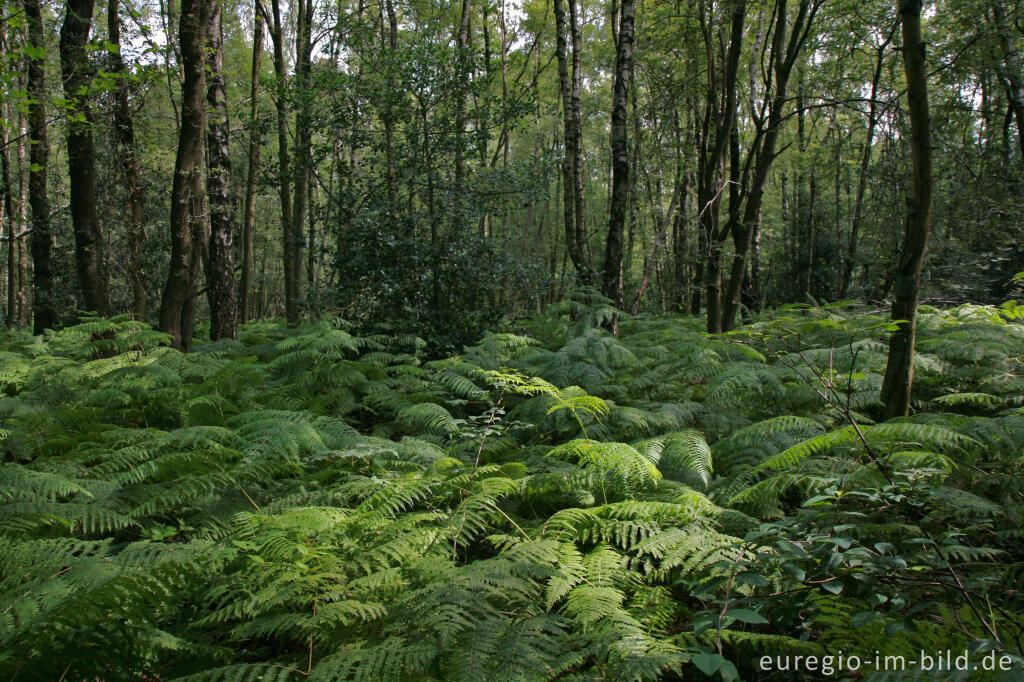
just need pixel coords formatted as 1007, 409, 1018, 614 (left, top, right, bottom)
239, 0, 264, 324
16, 111, 28, 328
699, 0, 745, 333
806, 165, 816, 295
108, 0, 147, 320
1, 99, 14, 328
721, 0, 816, 331
23, 0, 54, 333
60, 0, 111, 316
569, 0, 588, 281
290, 0, 312, 312
993, 0, 1024, 160
553, 0, 591, 284
158, 0, 210, 350
881, 0, 932, 418
205, 0, 237, 340
454, 0, 471, 218
632, 174, 684, 314
383, 0, 399, 205
842, 33, 890, 298
603, 0, 634, 309
268, 0, 296, 323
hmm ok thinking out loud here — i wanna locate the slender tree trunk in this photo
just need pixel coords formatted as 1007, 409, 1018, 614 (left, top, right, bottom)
603, 0, 634, 310
159, 0, 210, 350
290, 0, 312, 312
670, 109, 690, 310
553, 0, 591, 283
307, 177, 317, 287
60, 0, 111, 315
673, 173, 689, 309
881, 0, 932, 418
993, 0, 1024, 160
806, 165, 817, 295
268, 0, 296, 323
499, 0, 510, 166
569, 0, 588, 280
108, 0, 147, 319
700, 0, 745, 332
240, 0, 264, 324
1, 100, 14, 328
632, 174, 684, 314
383, 0, 399, 205
205, 0, 237, 340
841, 34, 889, 298
454, 0, 471, 218
23, 0, 54, 333
16, 111, 28, 328
745, 217, 762, 310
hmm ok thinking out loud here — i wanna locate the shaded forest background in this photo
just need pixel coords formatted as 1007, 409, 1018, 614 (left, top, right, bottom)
0, 0, 1022, 349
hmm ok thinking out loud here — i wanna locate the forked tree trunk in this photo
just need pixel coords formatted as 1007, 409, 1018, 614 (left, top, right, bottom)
881, 0, 932, 418
721, 0, 816, 331
205, 0, 237, 340
60, 0, 111, 316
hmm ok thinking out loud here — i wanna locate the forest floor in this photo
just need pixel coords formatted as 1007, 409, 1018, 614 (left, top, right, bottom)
1, 300, 1022, 680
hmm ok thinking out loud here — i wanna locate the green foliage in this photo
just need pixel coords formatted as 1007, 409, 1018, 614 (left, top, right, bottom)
0, 305, 1022, 680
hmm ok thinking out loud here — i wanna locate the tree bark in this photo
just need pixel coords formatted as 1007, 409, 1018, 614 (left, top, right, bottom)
267, 0, 298, 324
1, 99, 14, 328
454, 0, 471, 217
699, 0, 745, 333
993, 0, 1024, 160
553, 0, 591, 284
159, 0, 210, 350
60, 0, 111, 316
290, 0, 313, 310
23, 0, 54, 333
204, 0, 237, 340
108, 0, 147, 319
839, 38, 886, 297
881, 0, 932, 418
383, 0, 399, 205
239, 0, 264, 324
721, 0, 816, 331
603, 0, 634, 309
16, 111, 28, 328
632, 174, 684, 314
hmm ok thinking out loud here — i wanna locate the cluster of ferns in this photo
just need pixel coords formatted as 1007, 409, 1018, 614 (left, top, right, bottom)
0, 296, 1022, 680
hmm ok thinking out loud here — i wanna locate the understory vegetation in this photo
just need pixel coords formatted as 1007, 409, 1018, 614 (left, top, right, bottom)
1, 299, 1023, 680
